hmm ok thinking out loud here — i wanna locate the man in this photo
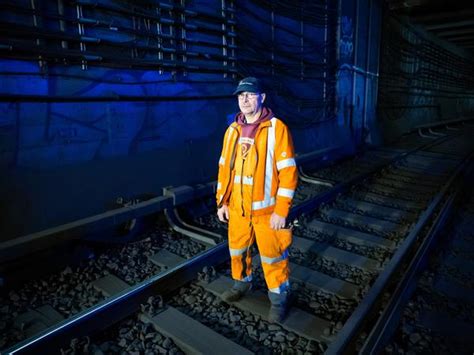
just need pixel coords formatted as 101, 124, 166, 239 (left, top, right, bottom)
216, 77, 298, 322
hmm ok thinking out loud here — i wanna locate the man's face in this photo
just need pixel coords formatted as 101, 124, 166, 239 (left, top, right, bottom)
238, 91, 266, 116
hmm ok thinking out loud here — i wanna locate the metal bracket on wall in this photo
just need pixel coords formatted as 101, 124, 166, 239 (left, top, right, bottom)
162, 185, 195, 206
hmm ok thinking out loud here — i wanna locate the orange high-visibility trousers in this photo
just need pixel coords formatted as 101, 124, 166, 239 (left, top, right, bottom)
228, 207, 292, 293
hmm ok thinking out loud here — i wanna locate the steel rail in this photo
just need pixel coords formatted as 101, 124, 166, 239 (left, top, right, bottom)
325, 150, 474, 354
4, 242, 229, 354
359, 155, 474, 354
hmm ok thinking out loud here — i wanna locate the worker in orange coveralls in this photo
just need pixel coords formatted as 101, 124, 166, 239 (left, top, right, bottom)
216, 77, 298, 323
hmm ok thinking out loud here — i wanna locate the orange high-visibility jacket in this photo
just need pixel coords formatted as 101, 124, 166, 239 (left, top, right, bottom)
216, 117, 298, 218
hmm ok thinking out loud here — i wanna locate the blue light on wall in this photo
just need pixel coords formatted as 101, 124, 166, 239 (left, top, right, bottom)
0, 0, 383, 238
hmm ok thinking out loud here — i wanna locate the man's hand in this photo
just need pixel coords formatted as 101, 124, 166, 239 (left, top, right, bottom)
270, 212, 286, 230
217, 205, 230, 223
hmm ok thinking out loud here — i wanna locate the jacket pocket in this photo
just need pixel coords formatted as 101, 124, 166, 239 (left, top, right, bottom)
277, 228, 292, 254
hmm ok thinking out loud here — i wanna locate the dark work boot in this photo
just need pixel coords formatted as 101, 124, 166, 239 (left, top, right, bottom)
268, 291, 290, 323
221, 280, 252, 302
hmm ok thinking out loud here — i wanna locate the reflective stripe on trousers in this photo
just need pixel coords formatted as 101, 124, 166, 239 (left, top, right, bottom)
228, 209, 292, 293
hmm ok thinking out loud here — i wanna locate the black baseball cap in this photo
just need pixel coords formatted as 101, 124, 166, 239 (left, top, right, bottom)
233, 77, 263, 95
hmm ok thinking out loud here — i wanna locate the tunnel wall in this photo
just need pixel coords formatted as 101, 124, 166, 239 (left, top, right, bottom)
377, 14, 474, 142
0, 0, 384, 238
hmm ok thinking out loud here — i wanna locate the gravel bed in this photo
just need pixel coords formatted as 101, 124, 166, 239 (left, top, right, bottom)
377, 173, 441, 188
159, 230, 208, 259
386, 163, 441, 177
358, 185, 431, 203
223, 262, 359, 328
290, 249, 375, 286
389, 134, 431, 150
385, 324, 464, 354
373, 181, 437, 199
386, 169, 444, 185
416, 274, 474, 322
193, 211, 227, 231
0, 226, 206, 351
0, 263, 107, 350
438, 264, 474, 288
318, 209, 402, 240
385, 296, 472, 355
306, 160, 373, 183
371, 176, 438, 194
193, 213, 227, 234
350, 191, 423, 213
95, 228, 206, 283
455, 222, 474, 237
306, 145, 416, 183
362, 151, 398, 161
448, 248, 474, 261
385, 188, 474, 354
464, 204, 474, 213
63, 307, 183, 355
295, 225, 389, 263
307, 152, 395, 182
293, 182, 328, 205
169, 282, 326, 354
357, 156, 390, 167
292, 281, 359, 326
95, 317, 182, 355
399, 156, 455, 170
334, 198, 411, 224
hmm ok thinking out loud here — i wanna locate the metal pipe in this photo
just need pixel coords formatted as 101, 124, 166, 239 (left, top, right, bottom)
172, 209, 223, 240
271, 5, 275, 76
300, 3, 304, 80
323, 0, 328, 101
75, 3, 87, 70
164, 209, 217, 246
298, 167, 334, 187
221, 0, 227, 76
351, 0, 359, 137
362, 0, 372, 145
57, 0, 67, 49
0, 38, 238, 75
0, 2, 235, 51
0, 94, 234, 103
418, 128, 437, 139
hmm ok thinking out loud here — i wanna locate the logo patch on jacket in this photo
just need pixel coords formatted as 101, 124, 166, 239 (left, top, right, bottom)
239, 137, 254, 159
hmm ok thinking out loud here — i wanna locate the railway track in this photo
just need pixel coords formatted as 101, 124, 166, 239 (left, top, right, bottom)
2, 125, 473, 354
365, 177, 474, 354
0, 227, 210, 350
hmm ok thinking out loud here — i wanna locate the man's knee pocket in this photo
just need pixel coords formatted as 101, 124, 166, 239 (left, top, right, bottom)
276, 228, 292, 254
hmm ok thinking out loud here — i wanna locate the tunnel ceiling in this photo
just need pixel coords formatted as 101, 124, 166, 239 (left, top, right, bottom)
387, 0, 474, 54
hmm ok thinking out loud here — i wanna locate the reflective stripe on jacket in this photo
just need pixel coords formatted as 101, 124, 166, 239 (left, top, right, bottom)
216, 117, 298, 218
